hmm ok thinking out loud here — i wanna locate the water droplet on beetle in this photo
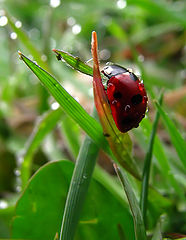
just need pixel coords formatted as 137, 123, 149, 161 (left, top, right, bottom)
111, 100, 117, 105
124, 105, 131, 112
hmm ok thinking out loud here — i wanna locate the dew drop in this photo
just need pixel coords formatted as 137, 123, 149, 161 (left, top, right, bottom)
0, 200, 8, 209
111, 100, 117, 105
0, 16, 8, 27
124, 105, 131, 112
14, 169, 21, 176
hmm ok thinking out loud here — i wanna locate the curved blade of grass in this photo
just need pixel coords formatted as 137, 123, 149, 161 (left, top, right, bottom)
140, 92, 163, 226
114, 164, 147, 240
139, 117, 185, 200
59, 107, 99, 240
18, 51, 111, 154
154, 101, 186, 169
91, 31, 140, 179
20, 108, 63, 188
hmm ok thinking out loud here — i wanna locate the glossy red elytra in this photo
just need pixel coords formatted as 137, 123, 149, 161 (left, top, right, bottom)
102, 64, 148, 133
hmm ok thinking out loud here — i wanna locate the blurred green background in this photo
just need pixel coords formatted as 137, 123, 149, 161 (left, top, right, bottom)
0, 0, 186, 238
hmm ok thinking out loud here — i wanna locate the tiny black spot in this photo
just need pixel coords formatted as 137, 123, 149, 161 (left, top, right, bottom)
103, 133, 110, 137
113, 91, 122, 99
56, 54, 62, 61
131, 94, 143, 105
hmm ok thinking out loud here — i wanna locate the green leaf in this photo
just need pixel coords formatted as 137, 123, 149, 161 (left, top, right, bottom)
53, 49, 93, 76
60, 108, 99, 240
18, 52, 110, 156
53, 49, 107, 83
12, 160, 135, 240
151, 221, 162, 240
139, 117, 184, 200
140, 92, 163, 225
154, 101, 186, 169
61, 115, 80, 159
20, 108, 63, 188
114, 164, 147, 240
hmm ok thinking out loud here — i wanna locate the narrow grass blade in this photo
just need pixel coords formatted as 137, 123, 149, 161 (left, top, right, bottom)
139, 118, 185, 200
91, 31, 140, 178
18, 51, 110, 156
60, 108, 99, 240
53, 49, 106, 83
20, 108, 63, 188
140, 93, 163, 225
53, 49, 93, 76
114, 164, 147, 240
61, 115, 80, 159
151, 221, 162, 240
154, 101, 186, 169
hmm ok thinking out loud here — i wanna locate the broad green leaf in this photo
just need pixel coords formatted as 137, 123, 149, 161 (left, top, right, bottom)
18, 52, 111, 156
155, 101, 186, 169
20, 108, 63, 188
114, 164, 147, 240
94, 165, 172, 229
12, 160, 135, 240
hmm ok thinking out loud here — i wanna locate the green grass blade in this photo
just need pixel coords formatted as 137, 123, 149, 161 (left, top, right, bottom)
114, 164, 147, 240
140, 93, 163, 226
53, 49, 106, 81
155, 101, 186, 169
53, 49, 93, 76
139, 118, 185, 200
20, 108, 63, 188
60, 108, 99, 240
18, 52, 111, 156
61, 115, 80, 159
151, 221, 162, 240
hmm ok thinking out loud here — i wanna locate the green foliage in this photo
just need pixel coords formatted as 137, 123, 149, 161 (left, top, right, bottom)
12, 160, 135, 240
0, 0, 186, 239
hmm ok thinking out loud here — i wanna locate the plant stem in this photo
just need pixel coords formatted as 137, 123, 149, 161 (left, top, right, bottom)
140, 92, 163, 226
59, 107, 100, 240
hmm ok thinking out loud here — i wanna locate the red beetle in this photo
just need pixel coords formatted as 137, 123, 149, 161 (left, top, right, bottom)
102, 64, 148, 133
